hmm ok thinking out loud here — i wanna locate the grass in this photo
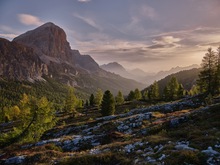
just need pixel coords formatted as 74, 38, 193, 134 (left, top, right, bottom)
1, 98, 220, 164
59, 152, 132, 165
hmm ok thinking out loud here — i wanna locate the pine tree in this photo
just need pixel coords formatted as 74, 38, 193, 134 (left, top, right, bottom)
85, 100, 89, 107
168, 77, 179, 100
178, 84, 184, 98
115, 90, 124, 105
142, 90, 149, 100
89, 94, 95, 106
215, 46, 220, 93
95, 89, 103, 107
149, 81, 160, 100
163, 85, 170, 101
101, 90, 115, 116
134, 88, 142, 100
127, 90, 135, 101
197, 48, 217, 94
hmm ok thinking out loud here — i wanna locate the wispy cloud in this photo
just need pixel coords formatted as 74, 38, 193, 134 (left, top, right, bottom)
18, 14, 44, 26
73, 13, 102, 31
0, 25, 20, 40
0, 33, 17, 39
77, 0, 91, 2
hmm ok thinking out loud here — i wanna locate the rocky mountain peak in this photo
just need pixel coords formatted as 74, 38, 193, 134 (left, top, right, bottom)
13, 22, 71, 62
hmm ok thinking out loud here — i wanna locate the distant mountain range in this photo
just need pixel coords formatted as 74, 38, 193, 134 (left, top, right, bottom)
0, 22, 144, 95
100, 62, 153, 83
101, 62, 199, 85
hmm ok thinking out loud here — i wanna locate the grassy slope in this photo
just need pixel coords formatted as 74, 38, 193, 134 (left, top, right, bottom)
0, 99, 219, 165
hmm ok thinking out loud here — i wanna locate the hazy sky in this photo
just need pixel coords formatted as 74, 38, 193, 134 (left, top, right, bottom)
1, 0, 220, 72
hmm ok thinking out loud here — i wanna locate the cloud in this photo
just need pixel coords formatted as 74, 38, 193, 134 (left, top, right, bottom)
77, 0, 91, 2
147, 36, 181, 49
153, 36, 181, 45
0, 25, 20, 39
139, 5, 157, 20
18, 14, 44, 26
73, 13, 102, 31
0, 33, 17, 39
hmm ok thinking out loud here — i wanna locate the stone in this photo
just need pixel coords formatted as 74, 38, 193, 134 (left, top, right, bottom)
175, 144, 196, 151
5, 156, 26, 164
158, 154, 166, 161
202, 147, 220, 156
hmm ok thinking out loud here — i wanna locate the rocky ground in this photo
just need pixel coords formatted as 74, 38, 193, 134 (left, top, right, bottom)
0, 96, 220, 165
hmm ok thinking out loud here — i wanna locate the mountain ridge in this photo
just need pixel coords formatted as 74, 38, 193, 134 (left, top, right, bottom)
0, 22, 144, 95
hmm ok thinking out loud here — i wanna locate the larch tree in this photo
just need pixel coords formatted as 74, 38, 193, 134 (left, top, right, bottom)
134, 88, 142, 100
94, 89, 103, 108
64, 88, 78, 114
101, 90, 115, 116
14, 95, 56, 143
115, 90, 124, 105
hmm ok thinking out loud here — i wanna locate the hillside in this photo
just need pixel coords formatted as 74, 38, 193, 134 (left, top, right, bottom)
143, 64, 199, 85
0, 22, 144, 95
143, 68, 200, 94
1, 95, 220, 164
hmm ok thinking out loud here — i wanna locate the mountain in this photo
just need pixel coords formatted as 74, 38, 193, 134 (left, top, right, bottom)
100, 62, 199, 85
100, 62, 133, 79
129, 68, 152, 77
0, 22, 144, 95
143, 64, 200, 85
100, 62, 152, 83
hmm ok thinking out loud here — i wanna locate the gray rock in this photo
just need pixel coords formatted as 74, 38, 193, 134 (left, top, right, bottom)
202, 147, 220, 156
5, 156, 26, 164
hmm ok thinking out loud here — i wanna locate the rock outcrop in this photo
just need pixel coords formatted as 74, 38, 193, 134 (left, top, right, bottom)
0, 38, 48, 81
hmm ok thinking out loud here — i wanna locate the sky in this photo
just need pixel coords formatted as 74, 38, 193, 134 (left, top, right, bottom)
1, 0, 220, 72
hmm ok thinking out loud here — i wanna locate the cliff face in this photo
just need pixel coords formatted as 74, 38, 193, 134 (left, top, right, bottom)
13, 22, 72, 63
0, 38, 48, 81
0, 22, 144, 94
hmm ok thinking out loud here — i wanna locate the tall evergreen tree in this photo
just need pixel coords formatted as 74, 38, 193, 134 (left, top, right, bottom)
149, 81, 160, 100
115, 90, 124, 105
168, 77, 179, 100
142, 90, 149, 100
89, 94, 95, 106
197, 48, 217, 94
215, 46, 220, 93
163, 85, 170, 101
178, 84, 185, 98
101, 90, 115, 116
127, 90, 135, 101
